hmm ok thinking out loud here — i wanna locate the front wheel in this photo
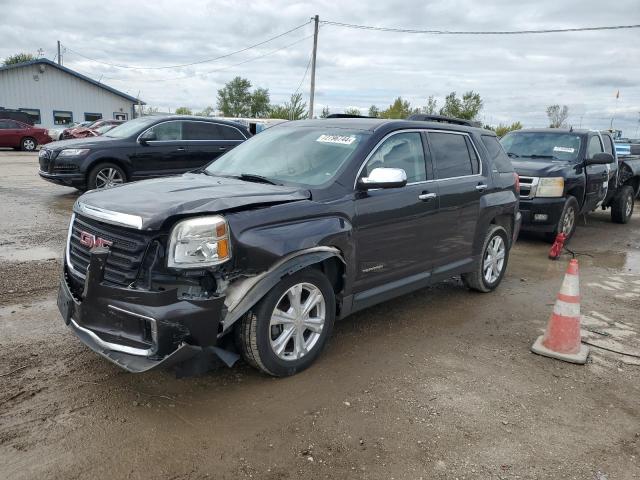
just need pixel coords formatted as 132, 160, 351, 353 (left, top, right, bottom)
611, 185, 634, 224
462, 225, 510, 293
236, 268, 336, 377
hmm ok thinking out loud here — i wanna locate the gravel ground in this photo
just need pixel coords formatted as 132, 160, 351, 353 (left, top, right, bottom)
1, 152, 639, 480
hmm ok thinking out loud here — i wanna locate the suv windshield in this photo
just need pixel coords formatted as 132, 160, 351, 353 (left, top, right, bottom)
500, 132, 582, 162
104, 117, 158, 138
205, 126, 370, 186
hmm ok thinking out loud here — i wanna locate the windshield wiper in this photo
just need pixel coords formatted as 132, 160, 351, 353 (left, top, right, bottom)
507, 152, 519, 158
523, 154, 556, 159
237, 173, 280, 185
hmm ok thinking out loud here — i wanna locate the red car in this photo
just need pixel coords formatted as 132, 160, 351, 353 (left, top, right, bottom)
0, 118, 52, 151
62, 119, 124, 139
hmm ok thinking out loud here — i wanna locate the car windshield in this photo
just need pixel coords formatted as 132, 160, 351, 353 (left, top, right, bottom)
500, 132, 582, 161
205, 126, 370, 186
104, 117, 157, 138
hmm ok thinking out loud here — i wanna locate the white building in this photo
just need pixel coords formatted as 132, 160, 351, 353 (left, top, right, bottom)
0, 59, 143, 129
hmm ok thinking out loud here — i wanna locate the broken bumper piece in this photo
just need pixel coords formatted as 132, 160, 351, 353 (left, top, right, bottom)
58, 247, 238, 373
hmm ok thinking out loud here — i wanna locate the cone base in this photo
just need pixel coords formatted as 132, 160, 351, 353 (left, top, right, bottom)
531, 335, 589, 364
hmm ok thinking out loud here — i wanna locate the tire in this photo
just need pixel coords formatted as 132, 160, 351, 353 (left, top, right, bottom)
462, 225, 510, 293
21, 137, 37, 151
611, 185, 634, 224
545, 196, 579, 243
87, 162, 127, 190
236, 268, 336, 377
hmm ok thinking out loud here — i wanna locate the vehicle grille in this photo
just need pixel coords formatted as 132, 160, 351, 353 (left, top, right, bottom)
67, 214, 155, 287
518, 176, 538, 199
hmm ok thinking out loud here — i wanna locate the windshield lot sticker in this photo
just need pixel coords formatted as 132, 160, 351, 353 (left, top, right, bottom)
317, 134, 356, 145
553, 146, 575, 153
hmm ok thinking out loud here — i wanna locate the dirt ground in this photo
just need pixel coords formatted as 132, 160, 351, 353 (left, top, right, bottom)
1, 151, 639, 480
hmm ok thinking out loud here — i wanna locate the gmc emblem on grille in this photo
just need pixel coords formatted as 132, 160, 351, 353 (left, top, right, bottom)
79, 231, 113, 249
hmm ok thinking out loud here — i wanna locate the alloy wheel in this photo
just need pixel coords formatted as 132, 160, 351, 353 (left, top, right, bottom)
625, 192, 634, 218
269, 283, 326, 361
561, 206, 576, 235
95, 168, 124, 189
483, 235, 506, 284
23, 139, 35, 151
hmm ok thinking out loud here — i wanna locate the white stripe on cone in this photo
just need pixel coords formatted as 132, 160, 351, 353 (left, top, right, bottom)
553, 299, 580, 318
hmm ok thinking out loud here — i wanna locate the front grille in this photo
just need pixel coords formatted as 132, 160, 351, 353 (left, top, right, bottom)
518, 176, 538, 199
68, 214, 155, 287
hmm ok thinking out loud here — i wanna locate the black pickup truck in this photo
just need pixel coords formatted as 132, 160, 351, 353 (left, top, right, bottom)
57, 117, 520, 376
500, 128, 640, 240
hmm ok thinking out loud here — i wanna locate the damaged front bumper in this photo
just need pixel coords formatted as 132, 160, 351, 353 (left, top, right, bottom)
58, 247, 235, 373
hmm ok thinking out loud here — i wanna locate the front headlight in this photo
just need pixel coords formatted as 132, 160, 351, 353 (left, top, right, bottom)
167, 216, 231, 268
536, 177, 564, 198
58, 148, 90, 158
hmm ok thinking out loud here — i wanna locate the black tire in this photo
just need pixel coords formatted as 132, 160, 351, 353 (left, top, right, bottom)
20, 137, 37, 151
462, 225, 510, 293
236, 268, 336, 377
544, 196, 579, 243
611, 185, 634, 224
87, 162, 127, 190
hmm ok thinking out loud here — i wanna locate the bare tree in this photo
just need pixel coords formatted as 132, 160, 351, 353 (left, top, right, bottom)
546, 105, 569, 128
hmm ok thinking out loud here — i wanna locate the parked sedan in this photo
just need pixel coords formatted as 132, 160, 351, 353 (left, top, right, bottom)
0, 118, 52, 151
38, 116, 250, 190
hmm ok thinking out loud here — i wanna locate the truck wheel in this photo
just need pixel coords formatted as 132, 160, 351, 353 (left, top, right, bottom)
462, 225, 510, 293
236, 268, 336, 377
21, 137, 37, 151
87, 163, 126, 190
611, 185, 634, 224
546, 196, 579, 243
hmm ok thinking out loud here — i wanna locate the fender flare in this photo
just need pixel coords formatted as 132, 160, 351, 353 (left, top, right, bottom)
220, 246, 344, 333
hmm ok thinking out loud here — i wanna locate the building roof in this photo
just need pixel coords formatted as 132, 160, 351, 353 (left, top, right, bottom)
0, 58, 144, 104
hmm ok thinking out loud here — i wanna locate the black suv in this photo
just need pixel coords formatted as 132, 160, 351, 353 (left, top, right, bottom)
57, 118, 520, 376
38, 116, 250, 191
501, 128, 640, 240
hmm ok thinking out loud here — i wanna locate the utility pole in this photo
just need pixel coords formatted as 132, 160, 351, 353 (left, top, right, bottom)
309, 15, 319, 119
57, 40, 62, 65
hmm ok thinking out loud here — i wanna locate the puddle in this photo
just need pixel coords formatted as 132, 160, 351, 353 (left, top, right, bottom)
0, 245, 60, 262
590, 250, 640, 272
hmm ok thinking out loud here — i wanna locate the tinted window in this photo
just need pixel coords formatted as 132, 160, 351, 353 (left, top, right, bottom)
184, 122, 223, 140
0, 120, 11, 129
465, 137, 481, 174
429, 132, 475, 179
481, 135, 513, 173
587, 135, 603, 158
148, 121, 183, 141
364, 132, 426, 183
221, 125, 246, 140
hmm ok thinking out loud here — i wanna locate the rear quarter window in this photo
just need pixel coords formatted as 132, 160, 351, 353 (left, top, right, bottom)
481, 135, 513, 173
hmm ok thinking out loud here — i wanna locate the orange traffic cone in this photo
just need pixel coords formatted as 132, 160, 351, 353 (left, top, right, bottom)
531, 259, 589, 364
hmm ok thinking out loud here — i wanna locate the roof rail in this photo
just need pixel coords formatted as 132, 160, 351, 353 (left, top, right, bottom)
407, 114, 475, 127
325, 113, 373, 119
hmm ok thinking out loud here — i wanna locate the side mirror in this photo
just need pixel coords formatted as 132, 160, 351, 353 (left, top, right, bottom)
586, 152, 614, 165
139, 130, 157, 144
359, 167, 407, 190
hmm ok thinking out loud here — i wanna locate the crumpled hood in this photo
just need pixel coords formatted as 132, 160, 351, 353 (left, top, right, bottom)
76, 173, 310, 230
511, 158, 575, 177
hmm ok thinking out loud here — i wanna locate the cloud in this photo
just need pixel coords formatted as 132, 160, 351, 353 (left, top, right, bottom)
1, 0, 639, 132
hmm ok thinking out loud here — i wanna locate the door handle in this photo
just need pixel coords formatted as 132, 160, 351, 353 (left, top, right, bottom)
418, 192, 437, 201
176, 147, 186, 151
218, 146, 227, 151
475, 184, 488, 191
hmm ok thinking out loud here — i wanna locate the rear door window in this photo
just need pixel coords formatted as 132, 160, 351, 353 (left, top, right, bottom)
481, 135, 513, 173
429, 132, 475, 179
221, 125, 246, 140
184, 121, 223, 140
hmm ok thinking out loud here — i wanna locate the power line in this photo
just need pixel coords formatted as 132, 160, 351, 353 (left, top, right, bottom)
320, 20, 640, 35
293, 54, 313, 96
63, 21, 311, 70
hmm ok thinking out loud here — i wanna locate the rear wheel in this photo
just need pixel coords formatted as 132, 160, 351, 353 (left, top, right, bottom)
21, 137, 37, 151
611, 185, 634, 224
87, 162, 126, 190
236, 268, 336, 377
462, 225, 510, 293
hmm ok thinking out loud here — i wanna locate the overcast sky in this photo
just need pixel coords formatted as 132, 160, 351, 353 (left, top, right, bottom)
1, 0, 639, 133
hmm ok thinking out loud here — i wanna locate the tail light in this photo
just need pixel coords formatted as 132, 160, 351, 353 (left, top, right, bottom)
514, 173, 520, 194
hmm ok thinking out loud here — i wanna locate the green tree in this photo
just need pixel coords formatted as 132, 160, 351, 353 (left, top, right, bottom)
320, 106, 331, 118
2, 52, 36, 66
380, 97, 415, 119
368, 105, 380, 118
217, 76, 253, 117
175, 106, 192, 115
546, 105, 569, 128
344, 107, 362, 116
269, 93, 307, 120
250, 87, 271, 118
495, 121, 523, 137
421, 95, 438, 115
439, 91, 483, 120
196, 106, 215, 117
